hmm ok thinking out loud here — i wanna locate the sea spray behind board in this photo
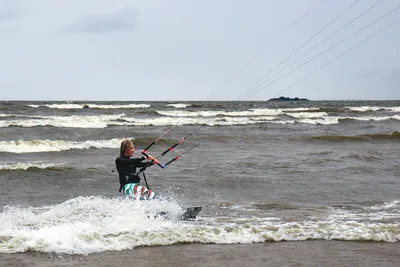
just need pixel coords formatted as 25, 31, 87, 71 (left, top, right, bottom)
0, 197, 189, 254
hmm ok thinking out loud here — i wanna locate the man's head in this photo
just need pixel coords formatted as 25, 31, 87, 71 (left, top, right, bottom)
120, 139, 134, 158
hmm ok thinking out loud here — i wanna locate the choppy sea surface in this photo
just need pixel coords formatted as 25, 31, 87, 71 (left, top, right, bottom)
0, 100, 399, 254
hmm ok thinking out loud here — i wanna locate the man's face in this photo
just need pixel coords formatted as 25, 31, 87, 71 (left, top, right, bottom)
126, 144, 134, 157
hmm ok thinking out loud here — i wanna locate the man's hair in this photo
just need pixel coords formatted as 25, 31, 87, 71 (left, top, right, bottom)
120, 139, 133, 157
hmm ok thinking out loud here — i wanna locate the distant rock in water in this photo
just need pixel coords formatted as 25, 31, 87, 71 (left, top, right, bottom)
268, 96, 309, 102
82, 105, 90, 108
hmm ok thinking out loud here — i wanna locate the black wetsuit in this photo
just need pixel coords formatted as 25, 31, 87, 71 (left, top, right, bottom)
115, 156, 152, 192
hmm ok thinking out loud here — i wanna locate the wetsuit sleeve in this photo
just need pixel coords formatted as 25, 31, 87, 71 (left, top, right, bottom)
132, 156, 152, 167
117, 157, 151, 167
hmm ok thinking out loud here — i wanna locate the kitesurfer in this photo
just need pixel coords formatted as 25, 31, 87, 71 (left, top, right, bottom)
115, 139, 159, 200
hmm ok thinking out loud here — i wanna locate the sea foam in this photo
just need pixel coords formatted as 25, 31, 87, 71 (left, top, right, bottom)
0, 197, 398, 254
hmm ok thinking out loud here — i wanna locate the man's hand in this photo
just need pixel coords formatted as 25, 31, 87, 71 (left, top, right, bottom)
146, 155, 159, 165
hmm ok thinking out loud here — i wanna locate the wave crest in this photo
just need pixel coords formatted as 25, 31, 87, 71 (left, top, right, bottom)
312, 131, 400, 142
0, 137, 130, 153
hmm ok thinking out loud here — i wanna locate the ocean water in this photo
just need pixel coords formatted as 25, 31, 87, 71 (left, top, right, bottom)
0, 100, 399, 255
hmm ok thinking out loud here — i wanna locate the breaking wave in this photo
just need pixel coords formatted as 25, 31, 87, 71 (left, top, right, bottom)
0, 137, 131, 153
29, 103, 151, 109
0, 162, 68, 171
0, 197, 398, 254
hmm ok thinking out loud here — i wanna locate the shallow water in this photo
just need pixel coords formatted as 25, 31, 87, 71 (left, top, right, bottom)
0, 100, 399, 255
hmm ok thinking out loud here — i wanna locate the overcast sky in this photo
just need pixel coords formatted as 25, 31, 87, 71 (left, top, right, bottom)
1, 0, 399, 101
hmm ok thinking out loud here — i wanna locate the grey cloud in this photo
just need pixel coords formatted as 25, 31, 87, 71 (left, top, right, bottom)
0, 2, 15, 24
0, 11, 11, 23
63, 8, 137, 34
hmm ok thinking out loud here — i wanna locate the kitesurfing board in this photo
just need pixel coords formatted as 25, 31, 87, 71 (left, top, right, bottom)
156, 206, 202, 220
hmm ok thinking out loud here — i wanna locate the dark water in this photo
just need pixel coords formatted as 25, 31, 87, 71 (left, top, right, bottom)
0, 100, 399, 255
